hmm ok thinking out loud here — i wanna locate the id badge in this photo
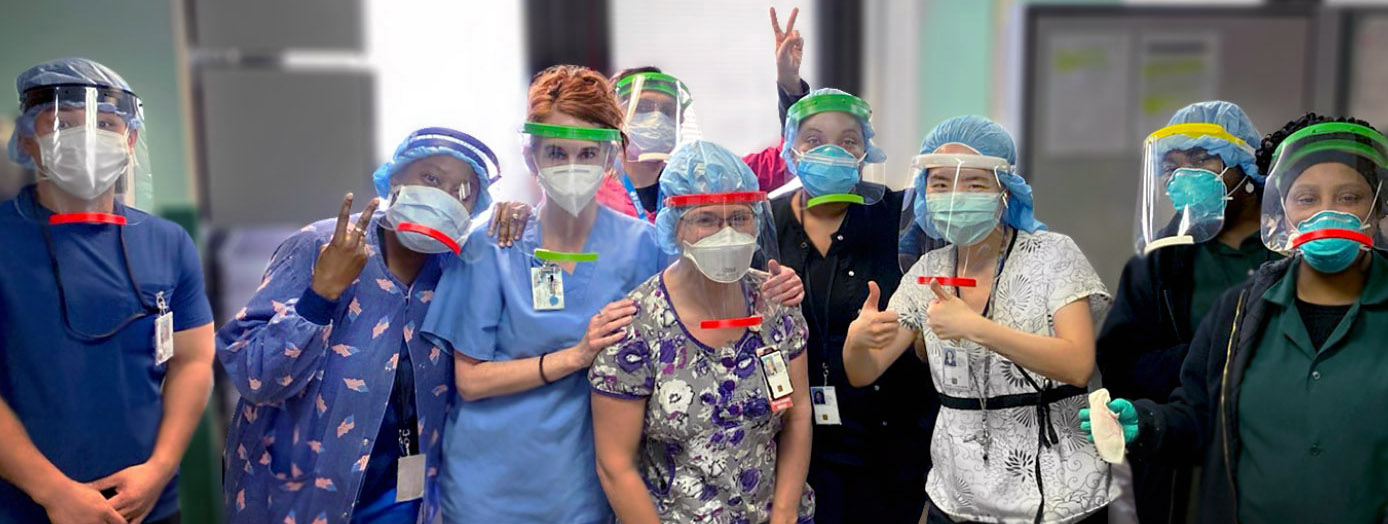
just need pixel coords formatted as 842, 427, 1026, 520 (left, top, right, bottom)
940, 346, 970, 390
395, 454, 425, 502
154, 292, 174, 365
758, 347, 794, 412
531, 265, 564, 311
810, 386, 841, 425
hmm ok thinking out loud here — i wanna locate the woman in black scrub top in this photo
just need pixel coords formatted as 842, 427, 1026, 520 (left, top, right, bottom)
771, 88, 936, 524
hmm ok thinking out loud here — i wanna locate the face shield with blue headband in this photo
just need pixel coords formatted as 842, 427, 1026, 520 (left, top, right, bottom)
783, 91, 888, 207
15, 83, 153, 226
1261, 122, 1388, 273
373, 127, 499, 258
1136, 123, 1257, 255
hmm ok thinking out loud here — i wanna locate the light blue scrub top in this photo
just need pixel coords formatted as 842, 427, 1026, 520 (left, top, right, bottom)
421, 205, 662, 523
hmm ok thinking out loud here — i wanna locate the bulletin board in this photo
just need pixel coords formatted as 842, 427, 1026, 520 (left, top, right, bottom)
1020, 5, 1326, 288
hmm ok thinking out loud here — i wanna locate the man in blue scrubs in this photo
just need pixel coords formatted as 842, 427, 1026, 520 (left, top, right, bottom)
0, 58, 215, 524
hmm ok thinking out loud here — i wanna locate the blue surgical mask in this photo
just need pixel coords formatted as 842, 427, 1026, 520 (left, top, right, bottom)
385, 185, 472, 255
1165, 167, 1229, 223
795, 145, 861, 198
627, 111, 678, 157
1296, 210, 1368, 273
925, 192, 1003, 246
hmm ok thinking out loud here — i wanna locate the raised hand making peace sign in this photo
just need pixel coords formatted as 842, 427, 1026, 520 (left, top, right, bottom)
770, 7, 805, 96
311, 193, 380, 301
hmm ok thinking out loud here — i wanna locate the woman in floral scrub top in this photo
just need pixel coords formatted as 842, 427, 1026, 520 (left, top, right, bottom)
589, 140, 815, 524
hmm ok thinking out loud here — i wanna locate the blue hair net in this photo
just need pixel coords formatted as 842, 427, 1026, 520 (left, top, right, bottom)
371, 127, 500, 211
655, 140, 760, 254
1160, 100, 1263, 183
911, 115, 1046, 239
780, 88, 887, 171
8, 58, 138, 169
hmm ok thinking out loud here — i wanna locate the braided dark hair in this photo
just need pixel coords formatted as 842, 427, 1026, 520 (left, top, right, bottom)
1255, 112, 1376, 176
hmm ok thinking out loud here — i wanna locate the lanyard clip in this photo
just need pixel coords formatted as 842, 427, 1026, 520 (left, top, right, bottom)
155, 291, 169, 315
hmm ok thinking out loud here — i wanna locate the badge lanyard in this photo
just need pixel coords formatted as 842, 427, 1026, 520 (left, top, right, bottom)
36, 198, 156, 342
952, 228, 1015, 462
531, 249, 599, 311
620, 174, 656, 223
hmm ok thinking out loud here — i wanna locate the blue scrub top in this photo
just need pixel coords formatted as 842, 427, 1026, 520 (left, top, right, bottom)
0, 187, 213, 523
421, 205, 661, 523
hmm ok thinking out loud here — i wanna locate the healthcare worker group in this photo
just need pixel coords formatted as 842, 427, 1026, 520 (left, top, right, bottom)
6, 22, 1388, 524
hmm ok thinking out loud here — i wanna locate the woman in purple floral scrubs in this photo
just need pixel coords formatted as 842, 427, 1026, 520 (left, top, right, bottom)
589, 141, 814, 524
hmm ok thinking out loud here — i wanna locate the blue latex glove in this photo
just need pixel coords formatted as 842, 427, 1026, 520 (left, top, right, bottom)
1079, 398, 1139, 443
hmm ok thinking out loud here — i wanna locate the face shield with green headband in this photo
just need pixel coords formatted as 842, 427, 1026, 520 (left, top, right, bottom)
784, 92, 887, 207
1262, 122, 1388, 273
615, 72, 695, 163
521, 121, 620, 217
1136, 123, 1258, 255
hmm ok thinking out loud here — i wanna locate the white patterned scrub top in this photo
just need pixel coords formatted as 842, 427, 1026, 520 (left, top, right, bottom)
887, 229, 1118, 524
590, 271, 815, 524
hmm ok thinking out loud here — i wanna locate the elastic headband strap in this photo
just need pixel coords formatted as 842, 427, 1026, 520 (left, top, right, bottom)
49, 212, 127, 226
665, 191, 767, 208
1290, 228, 1373, 249
700, 316, 762, 329
396, 222, 461, 255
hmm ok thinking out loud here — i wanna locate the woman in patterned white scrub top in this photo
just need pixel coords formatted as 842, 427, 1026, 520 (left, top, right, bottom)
844, 116, 1118, 524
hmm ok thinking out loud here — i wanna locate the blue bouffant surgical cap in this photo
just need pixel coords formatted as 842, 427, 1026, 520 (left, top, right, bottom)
655, 140, 760, 254
1161, 100, 1263, 183
8, 57, 138, 169
371, 127, 500, 211
780, 88, 886, 171
912, 115, 1046, 239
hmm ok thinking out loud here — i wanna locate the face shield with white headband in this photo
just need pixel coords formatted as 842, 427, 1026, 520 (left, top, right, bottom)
908, 144, 1014, 290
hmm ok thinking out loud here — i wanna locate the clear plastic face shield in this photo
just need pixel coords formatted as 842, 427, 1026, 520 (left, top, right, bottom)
1261, 122, 1388, 269
378, 153, 491, 258
17, 83, 151, 225
615, 72, 695, 164
667, 191, 780, 329
521, 121, 620, 218
909, 145, 1012, 291
1136, 123, 1255, 255
786, 94, 887, 207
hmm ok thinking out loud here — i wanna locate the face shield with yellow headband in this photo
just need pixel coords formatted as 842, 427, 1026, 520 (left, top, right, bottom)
1136, 123, 1258, 255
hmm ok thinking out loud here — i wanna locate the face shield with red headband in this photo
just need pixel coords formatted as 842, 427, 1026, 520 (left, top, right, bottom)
17, 83, 151, 226
1262, 122, 1388, 273
664, 190, 780, 330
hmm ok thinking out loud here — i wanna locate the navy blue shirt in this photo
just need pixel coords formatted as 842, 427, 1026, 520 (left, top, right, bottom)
0, 187, 213, 523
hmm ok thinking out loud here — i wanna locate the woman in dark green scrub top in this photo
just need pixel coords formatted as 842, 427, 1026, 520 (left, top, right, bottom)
1083, 115, 1388, 524
1096, 100, 1277, 524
